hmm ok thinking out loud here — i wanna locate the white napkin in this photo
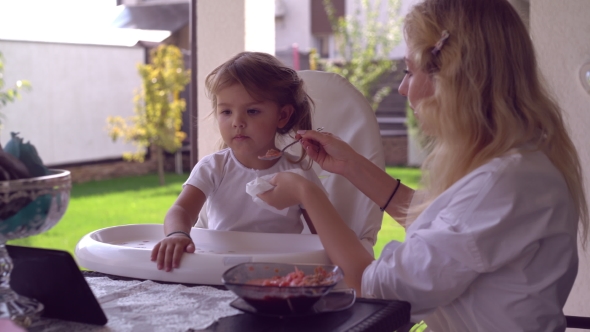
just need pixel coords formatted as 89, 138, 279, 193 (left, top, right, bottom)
245, 169, 307, 216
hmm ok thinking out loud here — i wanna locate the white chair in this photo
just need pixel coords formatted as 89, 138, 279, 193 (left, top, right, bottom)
197, 70, 386, 256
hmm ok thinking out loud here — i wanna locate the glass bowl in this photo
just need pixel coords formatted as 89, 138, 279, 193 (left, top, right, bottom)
0, 169, 71, 326
222, 262, 343, 315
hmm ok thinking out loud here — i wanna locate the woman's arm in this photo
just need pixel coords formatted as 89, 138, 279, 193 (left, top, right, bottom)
260, 172, 374, 293
344, 152, 415, 224
298, 129, 415, 224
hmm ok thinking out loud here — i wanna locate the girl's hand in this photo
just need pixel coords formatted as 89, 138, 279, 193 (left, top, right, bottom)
151, 235, 195, 272
296, 129, 359, 176
258, 172, 310, 210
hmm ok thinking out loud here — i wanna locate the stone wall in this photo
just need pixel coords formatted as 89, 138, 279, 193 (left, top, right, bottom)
62, 159, 155, 184
59, 152, 192, 184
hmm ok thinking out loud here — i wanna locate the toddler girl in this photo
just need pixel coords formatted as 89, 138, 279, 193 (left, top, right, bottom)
151, 52, 323, 271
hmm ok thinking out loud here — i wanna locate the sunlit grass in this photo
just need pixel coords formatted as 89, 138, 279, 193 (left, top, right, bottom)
373, 166, 421, 258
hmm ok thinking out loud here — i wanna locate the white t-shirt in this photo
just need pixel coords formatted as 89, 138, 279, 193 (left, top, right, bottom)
362, 148, 578, 332
185, 148, 324, 233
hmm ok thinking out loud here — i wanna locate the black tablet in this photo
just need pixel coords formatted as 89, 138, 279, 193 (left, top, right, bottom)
6, 245, 108, 326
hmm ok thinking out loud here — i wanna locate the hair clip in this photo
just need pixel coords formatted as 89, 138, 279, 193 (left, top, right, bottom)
431, 30, 450, 55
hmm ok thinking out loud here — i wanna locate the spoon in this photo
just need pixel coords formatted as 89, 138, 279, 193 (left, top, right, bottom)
258, 127, 324, 160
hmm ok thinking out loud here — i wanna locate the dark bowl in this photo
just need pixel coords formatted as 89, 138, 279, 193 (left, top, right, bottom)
222, 262, 344, 315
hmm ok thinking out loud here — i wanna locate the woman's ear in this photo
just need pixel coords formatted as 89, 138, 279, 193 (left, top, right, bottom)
277, 104, 294, 129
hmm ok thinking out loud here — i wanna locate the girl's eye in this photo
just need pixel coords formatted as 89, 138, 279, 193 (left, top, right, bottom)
219, 109, 231, 115
247, 109, 260, 115
404, 69, 412, 77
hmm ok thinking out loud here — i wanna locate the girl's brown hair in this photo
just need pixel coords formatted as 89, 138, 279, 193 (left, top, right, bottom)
205, 52, 313, 164
405, 0, 588, 245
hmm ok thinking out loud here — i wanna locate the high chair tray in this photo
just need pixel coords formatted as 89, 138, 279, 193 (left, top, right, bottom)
75, 224, 330, 285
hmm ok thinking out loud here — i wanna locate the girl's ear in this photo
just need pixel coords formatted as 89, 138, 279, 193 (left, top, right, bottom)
277, 104, 294, 129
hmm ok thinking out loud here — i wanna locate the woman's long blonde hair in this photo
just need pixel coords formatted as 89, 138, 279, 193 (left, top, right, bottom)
405, 0, 588, 245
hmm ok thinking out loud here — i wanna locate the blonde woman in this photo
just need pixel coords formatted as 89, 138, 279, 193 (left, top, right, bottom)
258, 0, 588, 330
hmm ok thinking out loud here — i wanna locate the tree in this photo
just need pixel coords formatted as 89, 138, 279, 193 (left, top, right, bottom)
320, 0, 402, 111
0, 51, 31, 130
107, 44, 190, 186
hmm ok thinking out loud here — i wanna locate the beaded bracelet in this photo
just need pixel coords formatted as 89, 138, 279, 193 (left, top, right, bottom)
380, 179, 401, 212
166, 230, 192, 240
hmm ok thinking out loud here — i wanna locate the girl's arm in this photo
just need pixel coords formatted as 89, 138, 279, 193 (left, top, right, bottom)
259, 172, 373, 293
163, 185, 206, 235
151, 185, 206, 271
298, 129, 415, 224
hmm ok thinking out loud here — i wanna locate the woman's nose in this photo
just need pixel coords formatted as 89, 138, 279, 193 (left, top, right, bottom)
398, 77, 408, 97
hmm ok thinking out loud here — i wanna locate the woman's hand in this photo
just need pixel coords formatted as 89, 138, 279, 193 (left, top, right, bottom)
151, 235, 195, 272
297, 129, 359, 176
257, 172, 311, 209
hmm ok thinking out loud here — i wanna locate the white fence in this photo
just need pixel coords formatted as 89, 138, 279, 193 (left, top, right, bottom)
0, 40, 144, 166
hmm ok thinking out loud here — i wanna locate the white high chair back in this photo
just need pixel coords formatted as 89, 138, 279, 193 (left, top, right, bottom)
196, 70, 386, 256
294, 70, 385, 255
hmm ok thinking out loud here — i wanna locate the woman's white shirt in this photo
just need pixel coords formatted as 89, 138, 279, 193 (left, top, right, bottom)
362, 149, 578, 332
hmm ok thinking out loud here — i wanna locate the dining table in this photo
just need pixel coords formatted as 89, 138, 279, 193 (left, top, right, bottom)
27, 270, 411, 332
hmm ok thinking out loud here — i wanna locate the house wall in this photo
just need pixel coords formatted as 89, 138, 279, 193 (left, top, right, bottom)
0, 40, 143, 166
530, 0, 590, 323
196, 0, 275, 160
275, 0, 418, 58
275, 0, 312, 53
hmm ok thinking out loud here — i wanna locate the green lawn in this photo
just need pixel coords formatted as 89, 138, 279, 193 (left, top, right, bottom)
374, 166, 422, 257
8, 167, 421, 259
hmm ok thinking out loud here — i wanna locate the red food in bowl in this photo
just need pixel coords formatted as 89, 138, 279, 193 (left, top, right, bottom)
222, 263, 344, 315
249, 266, 334, 287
